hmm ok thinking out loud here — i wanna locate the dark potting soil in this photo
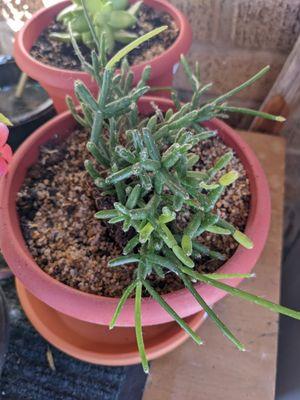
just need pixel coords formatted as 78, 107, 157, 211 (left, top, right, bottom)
17, 127, 250, 298
30, 4, 179, 71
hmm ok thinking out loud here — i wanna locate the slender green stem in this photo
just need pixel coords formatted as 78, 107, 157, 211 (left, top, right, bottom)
219, 106, 285, 122
81, 0, 100, 53
143, 279, 203, 345
109, 255, 140, 267
180, 266, 300, 320
110, 281, 137, 329
106, 26, 168, 69
213, 66, 270, 104
179, 271, 245, 351
204, 273, 256, 280
135, 281, 149, 373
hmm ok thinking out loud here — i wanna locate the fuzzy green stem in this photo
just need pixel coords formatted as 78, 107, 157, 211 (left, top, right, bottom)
143, 279, 203, 345
106, 26, 168, 69
135, 281, 149, 373
109, 281, 137, 329
180, 266, 300, 320
213, 66, 270, 104
179, 271, 245, 351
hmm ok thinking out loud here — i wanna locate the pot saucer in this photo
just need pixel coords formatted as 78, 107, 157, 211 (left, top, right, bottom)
16, 279, 206, 366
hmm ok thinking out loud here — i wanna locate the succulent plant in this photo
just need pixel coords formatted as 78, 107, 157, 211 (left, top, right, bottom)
50, 0, 142, 53
66, 22, 298, 373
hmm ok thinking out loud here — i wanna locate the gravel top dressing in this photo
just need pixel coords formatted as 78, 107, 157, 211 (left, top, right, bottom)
17, 127, 250, 298
30, 4, 179, 70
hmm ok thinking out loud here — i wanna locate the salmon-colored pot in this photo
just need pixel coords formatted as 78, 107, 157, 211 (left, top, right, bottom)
14, 0, 192, 113
0, 96, 271, 328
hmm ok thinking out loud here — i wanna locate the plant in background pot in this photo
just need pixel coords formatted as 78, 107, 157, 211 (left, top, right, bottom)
2, 27, 300, 373
14, 0, 192, 113
51, 0, 144, 50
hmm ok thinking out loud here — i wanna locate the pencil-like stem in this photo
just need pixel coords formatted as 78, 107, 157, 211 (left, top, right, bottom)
135, 281, 149, 373
180, 266, 300, 320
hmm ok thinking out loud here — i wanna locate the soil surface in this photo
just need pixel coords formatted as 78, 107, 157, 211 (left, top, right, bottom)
17, 128, 250, 297
30, 4, 179, 70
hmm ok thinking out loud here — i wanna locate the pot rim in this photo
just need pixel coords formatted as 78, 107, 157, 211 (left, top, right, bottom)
14, 0, 192, 84
0, 96, 271, 326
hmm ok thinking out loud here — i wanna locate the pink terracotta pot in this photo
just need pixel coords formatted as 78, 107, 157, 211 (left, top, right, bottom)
0, 96, 271, 327
14, 0, 192, 113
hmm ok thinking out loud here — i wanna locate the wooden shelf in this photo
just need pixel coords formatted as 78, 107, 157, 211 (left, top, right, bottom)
143, 132, 286, 400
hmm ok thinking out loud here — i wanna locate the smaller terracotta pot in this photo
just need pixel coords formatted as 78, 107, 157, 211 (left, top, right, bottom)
16, 279, 206, 365
14, 0, 192, 113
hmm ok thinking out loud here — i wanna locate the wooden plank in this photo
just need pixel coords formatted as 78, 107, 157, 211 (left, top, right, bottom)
143, 132, 285, 400
250, 35, 300, 134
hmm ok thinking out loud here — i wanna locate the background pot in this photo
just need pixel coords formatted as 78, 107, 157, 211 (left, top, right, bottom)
0, 96, 271, 327
14, 0, 192, 113
0, 56, 55, 151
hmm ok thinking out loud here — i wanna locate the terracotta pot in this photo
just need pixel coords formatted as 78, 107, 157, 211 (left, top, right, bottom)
0, 96, 271, 328
16, 278, 206, 365
14, 0, 192, 113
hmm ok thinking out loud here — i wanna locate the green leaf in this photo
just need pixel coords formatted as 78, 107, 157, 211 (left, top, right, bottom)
57, 3, 82, 22
205, 273, 256, 280
66, 96, 88, 127
108, 10, 137, 29
109, 255, 141, 267
233, 230, 254, 249
139, 223, 154, 243
219, 171, 239, 186
143, 279, 203, 345
84, 159, 100, 179
95, 209, 119, 219
181, 234, 193, 256
213, 66, 270, 104
128, 0, 143, 15
106, 165, 136, 184
184, 212, 202, 238
49, 32, 77, 43
179, 271, 245, 351
219, 106, 285, 122
113, 30, 138, 44
70, 14, 89, 33
111, 0, 128, 10
126, 184, 142, 209
110, 280, 137, 329
123, 235, 140, 255
173, 245, 194, 268
86, 141, 110, 167
180, 266, 300, 321
106, 26, 168, 69
206, 225, 231, 235
135, 281, 149, 373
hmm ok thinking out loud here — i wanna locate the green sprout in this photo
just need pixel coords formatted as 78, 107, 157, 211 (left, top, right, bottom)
51, 0, 143, 53
66, 18, 294, 374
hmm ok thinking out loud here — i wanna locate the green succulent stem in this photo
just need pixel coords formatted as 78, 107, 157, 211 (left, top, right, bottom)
135, 281, 149, 373
180, 266, 300, 320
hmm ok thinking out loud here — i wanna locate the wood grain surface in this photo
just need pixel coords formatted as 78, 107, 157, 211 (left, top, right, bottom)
143, 132, 286, 400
